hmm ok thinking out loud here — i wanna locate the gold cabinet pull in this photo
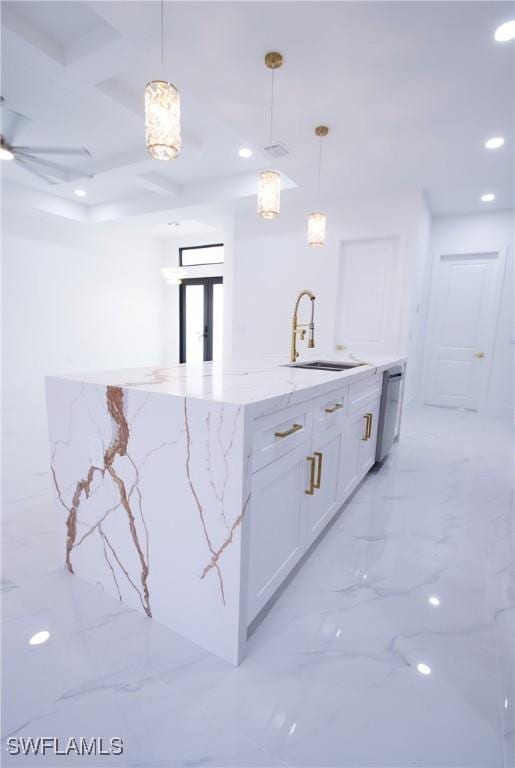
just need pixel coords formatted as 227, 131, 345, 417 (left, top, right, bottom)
474, 352, 485, 359
275, 423, 303, 439
362, 413, 372, 441
314, 451, 323, 489
305, 455, 316, 495
324, 403, 343, 413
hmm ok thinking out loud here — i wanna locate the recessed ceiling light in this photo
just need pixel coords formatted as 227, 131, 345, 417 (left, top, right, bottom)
0, 145, 14, 161
74, 188, 86, 197
238, 147, 253, 158
428, 596, 440, 606
29, 630, 50, 646
495, 20, 515, 42
485, 137, 504, 149
417, 663, 432, 675
481, 193, 495, 202
168, 221, 180, 227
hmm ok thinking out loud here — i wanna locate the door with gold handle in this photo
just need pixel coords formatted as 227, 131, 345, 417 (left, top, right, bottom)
305, 455, 316, 495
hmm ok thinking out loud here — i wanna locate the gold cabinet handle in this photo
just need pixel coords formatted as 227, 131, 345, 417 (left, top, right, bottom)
361, 413, 369, 440
305, 455, 316, 495
362, 413, 372, 441
314, 451, 323, 489
275, 423, 303, 439
474, 352, 485, 359
324, 403, 343, 413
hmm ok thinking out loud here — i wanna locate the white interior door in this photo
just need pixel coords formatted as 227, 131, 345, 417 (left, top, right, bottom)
423, 251, 504, 410
335, 238, 400, 355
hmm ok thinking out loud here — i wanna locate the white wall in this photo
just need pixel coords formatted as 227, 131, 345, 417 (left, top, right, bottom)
2, 209, 166, 502
418, 209, 514, 414
231, 191, 429, 365
404, 196, 432, 404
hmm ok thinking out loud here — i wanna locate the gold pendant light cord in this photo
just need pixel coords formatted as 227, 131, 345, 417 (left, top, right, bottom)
317, 134, 322, 193
161, 0, 165, 74
269, 68, 275, 146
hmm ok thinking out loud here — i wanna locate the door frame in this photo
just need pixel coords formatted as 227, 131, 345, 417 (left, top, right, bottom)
179, 277, 223, 363
421, 247, 507, 413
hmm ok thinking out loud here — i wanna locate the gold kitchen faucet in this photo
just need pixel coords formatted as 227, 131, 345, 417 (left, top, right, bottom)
290, 290, 316, 362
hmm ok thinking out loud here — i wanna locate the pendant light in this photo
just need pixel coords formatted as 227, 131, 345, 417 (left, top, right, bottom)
307, 126, 329, 247
258, 52, 283, 219
145, 0, 181, 160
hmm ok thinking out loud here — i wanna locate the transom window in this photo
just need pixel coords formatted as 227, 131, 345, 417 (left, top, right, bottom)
179, 243, 224, 267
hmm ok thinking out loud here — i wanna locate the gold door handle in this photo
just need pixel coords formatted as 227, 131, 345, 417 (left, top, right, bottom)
324, 403, 343, 413
275, 423, 303, 439
362, 413, 372, 441
314, 451, 323, 489
474, 352, 485, 359
305, 455, 316, 495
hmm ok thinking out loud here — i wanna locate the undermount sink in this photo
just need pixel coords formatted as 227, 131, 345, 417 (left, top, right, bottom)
285, 360, 366, 372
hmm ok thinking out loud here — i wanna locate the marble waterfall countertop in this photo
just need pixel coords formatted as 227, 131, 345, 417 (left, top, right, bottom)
46, 350, 406, 664
50, 352, 406, 411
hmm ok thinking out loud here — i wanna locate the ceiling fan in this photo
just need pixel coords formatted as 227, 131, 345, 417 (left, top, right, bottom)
0, 97, 93, 185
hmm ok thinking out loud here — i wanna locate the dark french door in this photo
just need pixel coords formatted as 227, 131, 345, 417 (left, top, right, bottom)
179, 277, 223, 363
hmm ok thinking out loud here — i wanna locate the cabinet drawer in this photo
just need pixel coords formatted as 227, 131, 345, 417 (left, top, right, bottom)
251, 400, 314, 472
347, 374, 382, 416
313, 387, 347, 435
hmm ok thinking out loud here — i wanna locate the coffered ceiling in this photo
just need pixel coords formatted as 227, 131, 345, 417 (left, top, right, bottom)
1, 1, 514, 228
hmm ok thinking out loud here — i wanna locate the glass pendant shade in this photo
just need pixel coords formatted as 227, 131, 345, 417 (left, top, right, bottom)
307, 212, 327, 247
145, 80, 181, 160
258, 170, 281, 219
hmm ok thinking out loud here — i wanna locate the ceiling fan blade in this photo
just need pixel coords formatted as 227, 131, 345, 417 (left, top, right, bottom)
11, 146, 91, 157
15, 152, 93, 181
0, 97, 30, 145
16, 156, 58, 185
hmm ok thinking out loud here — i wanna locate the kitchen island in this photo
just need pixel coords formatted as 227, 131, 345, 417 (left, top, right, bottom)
46, 354, 405, 664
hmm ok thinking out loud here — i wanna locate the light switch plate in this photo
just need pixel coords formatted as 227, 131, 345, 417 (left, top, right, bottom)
89, 437, 105, 470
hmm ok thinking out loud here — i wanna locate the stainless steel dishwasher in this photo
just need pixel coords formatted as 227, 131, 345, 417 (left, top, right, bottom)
376, 366, 404, 462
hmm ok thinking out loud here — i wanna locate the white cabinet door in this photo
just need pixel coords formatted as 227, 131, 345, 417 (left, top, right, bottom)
358, 397, 380, 476
339, 397, 380, 504
339, 411, 365, 503
247, 442, 310, 623
305, 428, 342, 548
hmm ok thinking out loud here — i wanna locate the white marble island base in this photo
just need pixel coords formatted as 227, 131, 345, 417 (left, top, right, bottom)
46, 355, 405, 664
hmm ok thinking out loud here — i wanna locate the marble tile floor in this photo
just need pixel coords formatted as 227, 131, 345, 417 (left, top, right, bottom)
2, 405, 513, 767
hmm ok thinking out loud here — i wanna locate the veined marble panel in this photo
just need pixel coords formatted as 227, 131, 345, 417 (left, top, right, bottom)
46, 378, 248, 664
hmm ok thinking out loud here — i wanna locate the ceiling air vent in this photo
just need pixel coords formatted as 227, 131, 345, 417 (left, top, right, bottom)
264, 142, 289, 158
